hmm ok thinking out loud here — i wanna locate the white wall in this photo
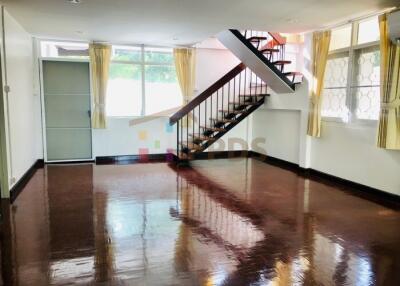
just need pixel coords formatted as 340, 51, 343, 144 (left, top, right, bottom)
93, 117, 175, 156
252, 109, 301, 163
92, 43, 245, 156
1, 8, 42, 197
311, 122, 400, 196
250, 32, 400, 196
250, 38, 311, 165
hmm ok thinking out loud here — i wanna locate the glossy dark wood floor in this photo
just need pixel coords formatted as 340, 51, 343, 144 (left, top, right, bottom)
1, 158, 399, 285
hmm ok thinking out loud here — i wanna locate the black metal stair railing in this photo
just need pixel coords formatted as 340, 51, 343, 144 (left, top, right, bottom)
169, 63, 268, 161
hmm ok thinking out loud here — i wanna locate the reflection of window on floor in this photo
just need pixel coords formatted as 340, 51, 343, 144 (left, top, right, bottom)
322, 16, 380, 122
313, 232, 373, 286
107, 46, 182, 117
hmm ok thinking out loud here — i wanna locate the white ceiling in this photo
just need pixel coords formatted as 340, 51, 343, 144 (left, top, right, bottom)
2, 0, 398, 46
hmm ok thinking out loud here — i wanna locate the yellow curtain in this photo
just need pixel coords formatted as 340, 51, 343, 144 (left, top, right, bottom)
173, 48, 196, 126
377, 14, 400, 150
307, 30, 331, 137
89, 43, 111, 129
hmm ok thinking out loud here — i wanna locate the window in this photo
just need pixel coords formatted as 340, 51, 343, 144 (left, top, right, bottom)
107, 63, 142, 117
357, 17, 380, 45
143, 47, 182, 116
322, 17, 381, 122
106, 46, 182, 117
329, 25, 352, 51
40, 41, 89, 58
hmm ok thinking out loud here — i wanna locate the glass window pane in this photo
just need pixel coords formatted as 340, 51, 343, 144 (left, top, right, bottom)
144, 65, 182, 115
144, 47, 174, 64
329, 25, 351, 51
112, 46, 142, 62
352, 46, 380, 120
41, 41, 89, 58
321, 88, 348, 119
357, 17, 380, 45
324, 53, 349, 88
106, 63, 142, 117
321, 53, 350, 120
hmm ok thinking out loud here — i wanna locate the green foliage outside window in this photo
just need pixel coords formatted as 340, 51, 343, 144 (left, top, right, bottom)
109, 48, 177, 83
109, 63, 141, 80
145, 66, 177, 83
109, 64, 177, 83
144, 51, 174, 64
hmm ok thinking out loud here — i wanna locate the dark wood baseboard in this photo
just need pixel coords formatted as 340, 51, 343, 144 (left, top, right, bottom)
96, 153, 173, 165
45, 160, 95, 165
192, 150, 249, 160
10, 159, 44, 203
249, 151, 400, 209
248, 151, 304, 172
305, 168, 400, 209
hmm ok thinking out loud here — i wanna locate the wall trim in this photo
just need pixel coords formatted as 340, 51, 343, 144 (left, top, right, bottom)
46, 160, 95, 165
9, 159, 44, 203
95, 153, 172, 165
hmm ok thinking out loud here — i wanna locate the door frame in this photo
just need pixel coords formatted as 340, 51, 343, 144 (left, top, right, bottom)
39, 58, 94, 163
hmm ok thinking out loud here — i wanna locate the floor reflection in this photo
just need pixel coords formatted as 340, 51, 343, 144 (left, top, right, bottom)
0, 159, 399, 285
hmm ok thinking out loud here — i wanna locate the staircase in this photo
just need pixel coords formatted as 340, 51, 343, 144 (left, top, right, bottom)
169, 30, 303, 161
218, 30, 303, 93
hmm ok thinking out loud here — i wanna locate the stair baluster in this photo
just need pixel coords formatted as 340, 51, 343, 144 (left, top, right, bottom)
170, 64, 269, 161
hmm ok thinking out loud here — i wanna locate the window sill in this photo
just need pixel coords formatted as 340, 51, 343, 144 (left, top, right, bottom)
321, 117, 345, 123
107, 116, 139, 119
322, 117, 378, 127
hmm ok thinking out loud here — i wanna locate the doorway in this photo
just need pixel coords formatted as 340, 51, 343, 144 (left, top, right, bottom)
41, 60, 92, 162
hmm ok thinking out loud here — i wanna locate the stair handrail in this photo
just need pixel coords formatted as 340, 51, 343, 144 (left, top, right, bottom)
169, 63, 245, 125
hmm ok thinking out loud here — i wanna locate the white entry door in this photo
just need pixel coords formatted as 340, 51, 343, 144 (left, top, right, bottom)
42, 60, 92, 161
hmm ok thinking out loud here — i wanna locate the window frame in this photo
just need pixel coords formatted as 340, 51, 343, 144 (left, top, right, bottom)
322, 18, 381, 125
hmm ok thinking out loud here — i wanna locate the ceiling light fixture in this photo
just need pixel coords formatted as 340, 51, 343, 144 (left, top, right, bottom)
67, 0, 81, 4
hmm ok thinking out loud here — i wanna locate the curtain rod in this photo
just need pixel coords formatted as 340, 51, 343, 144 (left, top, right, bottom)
318, 6, 397, 31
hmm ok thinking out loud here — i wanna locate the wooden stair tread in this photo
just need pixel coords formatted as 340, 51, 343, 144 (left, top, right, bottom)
247, 36, 267, 42
260, 48, 279, 53
273, 60, 291, 65
170, 150, 192, 160
228, 101, 257, 106
181, 142, 202, 151
218, 109, 245, 114
200, 126, 225, 132
189, 134, 215, 141
178, 152, 191, 160
209, 118, 237, 123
